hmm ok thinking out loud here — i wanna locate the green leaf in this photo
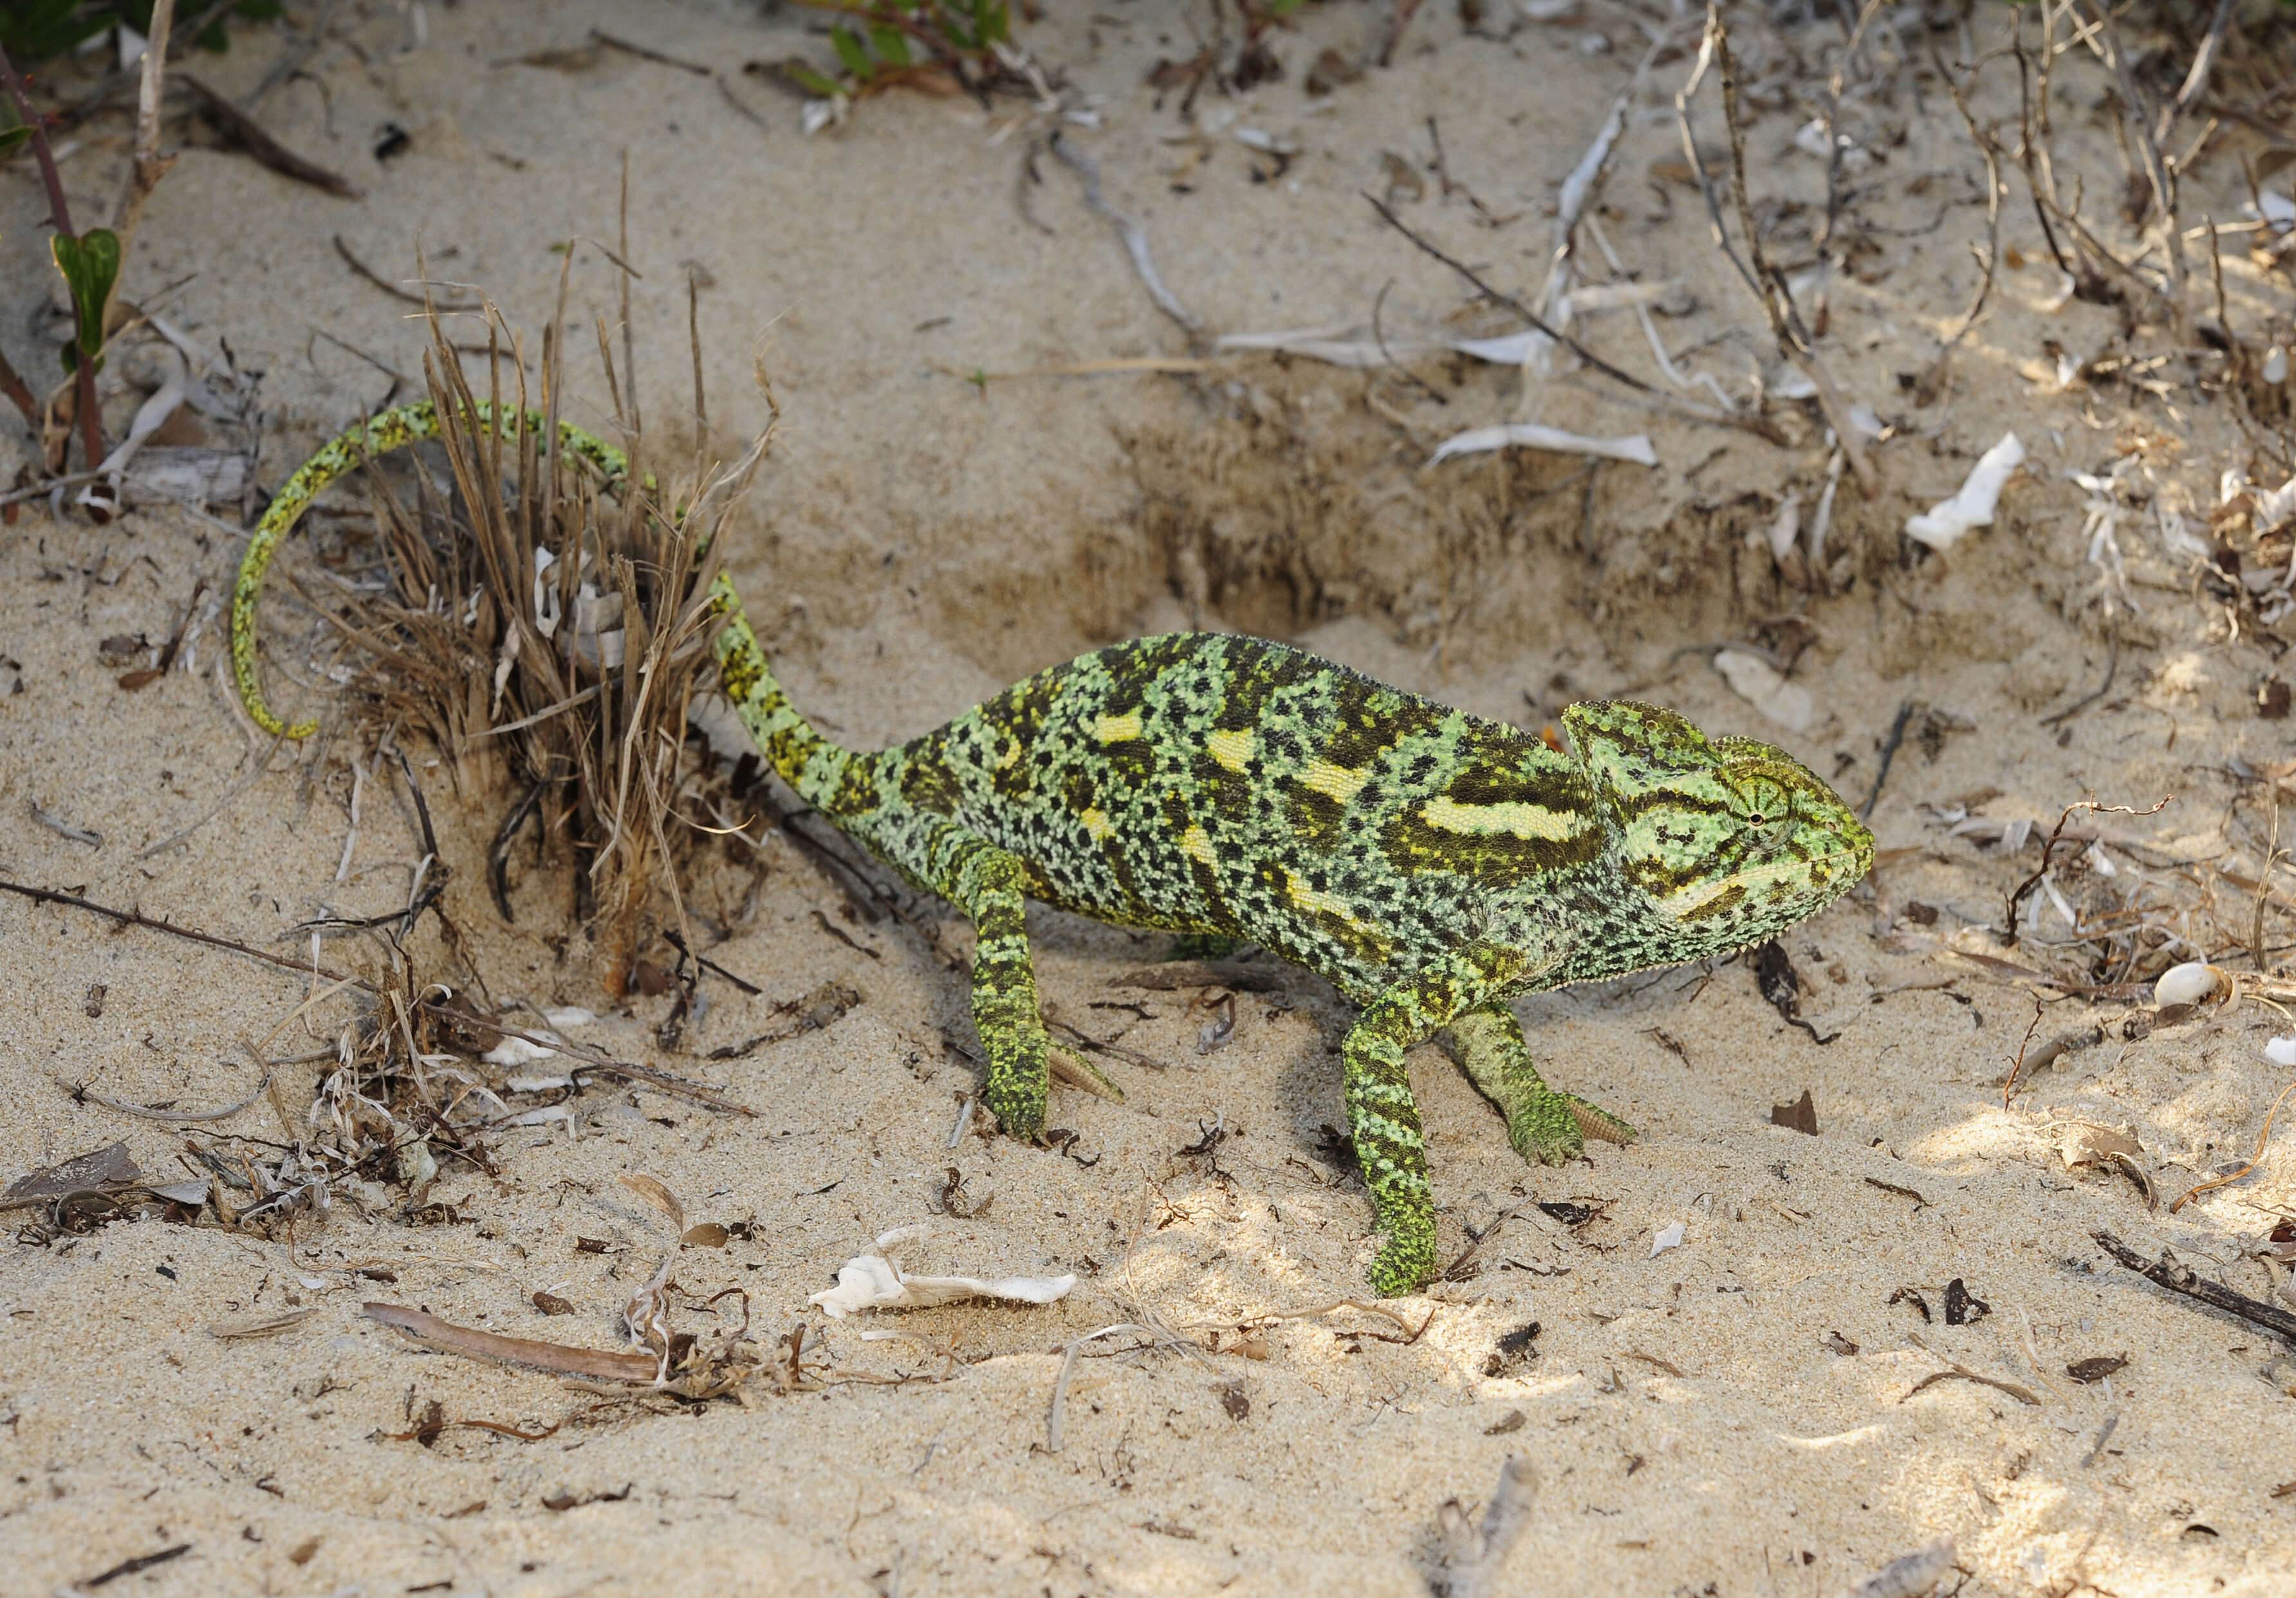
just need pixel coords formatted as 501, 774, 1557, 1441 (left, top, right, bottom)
830, 24, 873, 78
867, 23, 910, 68
0, 0, 109, 64
51, 228, 122, 365
788, 64, 846, 98
0, 124, 29, 157
981, 1, 1010, 44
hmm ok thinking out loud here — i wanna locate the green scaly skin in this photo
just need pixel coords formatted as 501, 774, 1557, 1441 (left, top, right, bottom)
234, 403, 1876, 1297
708, 599, 1875, 1297
230, 401, 631, 739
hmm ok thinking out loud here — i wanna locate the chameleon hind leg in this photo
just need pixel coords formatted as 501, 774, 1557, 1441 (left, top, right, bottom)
1443, 1001, 1636, 1168
1344, 943, 1549, 1297
858, 811, 1052, 1139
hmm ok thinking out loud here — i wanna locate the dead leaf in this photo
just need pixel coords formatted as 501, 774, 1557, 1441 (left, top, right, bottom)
1772, 1088, 1819, 1135
618, 1173, 685, 1231
2061, 1125, 2142, 1168
6, 1142, 139, 1202
2066, 1354, 2129, 1383
680, 1223, 729, 1248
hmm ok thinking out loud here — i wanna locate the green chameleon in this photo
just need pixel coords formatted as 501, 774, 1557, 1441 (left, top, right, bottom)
233, 404, 1875, 1296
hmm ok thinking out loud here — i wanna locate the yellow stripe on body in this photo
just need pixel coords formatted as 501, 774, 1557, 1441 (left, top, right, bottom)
1097, 713, 1143, 742
1299, 760, 1369, 805
1205, 728, 1253, 771
1180, 825, 1219, 867
1416, 795, 1582, 841
1287, 872, 1374, 930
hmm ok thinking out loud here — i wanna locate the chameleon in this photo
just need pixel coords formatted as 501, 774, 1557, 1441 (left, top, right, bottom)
233, 403, 1875, 1296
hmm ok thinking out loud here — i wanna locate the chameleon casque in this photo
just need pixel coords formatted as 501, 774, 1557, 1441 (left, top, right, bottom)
233, 405, 1875, 1296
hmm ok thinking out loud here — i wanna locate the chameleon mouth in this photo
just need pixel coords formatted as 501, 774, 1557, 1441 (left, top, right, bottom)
1658, 839, 1873, 923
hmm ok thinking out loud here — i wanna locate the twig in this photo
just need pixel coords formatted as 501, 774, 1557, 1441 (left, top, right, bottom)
1999, 992, 2047, 1108
109, 0, 179, 274
1046, 1321, 1210, 1451
2088, 0, 2183, 288
1704, 5, 1875, 497
333, 234, 481, 311
28, 800, 101, 847
0, 344, 37, 430
2252, 784, 2279, 975
593, 29, 712, 75
78, 1545, 192, 1589
58, 1070, 270, 1123
662, 927, 761, 995
2003, 795, 2170, 946
2168, 1080, 2295, 1214
1860, 699, 1915, 820
1370, 279, 1445, 407
1938, 73, 2004, 355
1440, 1455, 1537, 1598
1899, 1338, 2041, 1406
0, 876, 755, 1116
1049, 133, 1203, 335
367, 1301, 664, 1381
179, 74, 362, 198
1361, 190, 1785, 445
2092, 1229, 2296, 1341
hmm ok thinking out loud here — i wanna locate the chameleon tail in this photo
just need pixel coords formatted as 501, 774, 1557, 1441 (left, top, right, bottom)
228, 400, 632, 739
708, 573, 867, 815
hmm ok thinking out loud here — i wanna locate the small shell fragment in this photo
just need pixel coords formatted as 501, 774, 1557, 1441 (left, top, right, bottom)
1649, 1221, 1685, 1258
2152, 961, 2219, 1008
2266, 1036, 2296, 1067
1905, 432, 2025, 551
810, 1226, 1075, 1318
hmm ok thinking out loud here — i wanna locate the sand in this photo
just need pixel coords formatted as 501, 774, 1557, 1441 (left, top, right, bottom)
3, 2, 2294, 1593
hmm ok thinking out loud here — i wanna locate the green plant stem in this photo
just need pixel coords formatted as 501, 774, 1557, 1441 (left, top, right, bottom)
0, 41, 104, 475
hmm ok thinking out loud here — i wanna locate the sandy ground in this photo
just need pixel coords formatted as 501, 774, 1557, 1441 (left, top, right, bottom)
3, 1, 2296, 1593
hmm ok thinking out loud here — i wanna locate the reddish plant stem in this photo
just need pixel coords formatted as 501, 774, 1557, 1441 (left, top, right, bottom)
0, 42, 105, 473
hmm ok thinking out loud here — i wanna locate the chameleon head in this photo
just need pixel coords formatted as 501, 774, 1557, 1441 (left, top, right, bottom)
1560, 700, 1874, 952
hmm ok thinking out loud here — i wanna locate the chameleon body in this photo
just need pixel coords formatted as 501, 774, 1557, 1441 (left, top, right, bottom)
234, 404, 1875, 1296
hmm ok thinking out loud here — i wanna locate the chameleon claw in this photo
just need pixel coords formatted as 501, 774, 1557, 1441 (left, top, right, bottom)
1566, 1094, 1637, 1148
1505, 1088, 1588, 1168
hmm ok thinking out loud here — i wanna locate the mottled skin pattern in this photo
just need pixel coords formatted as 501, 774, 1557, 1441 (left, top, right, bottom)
233, 407, 1875, 1297
712, 587, 1875, 1295
230, 402, 631, 739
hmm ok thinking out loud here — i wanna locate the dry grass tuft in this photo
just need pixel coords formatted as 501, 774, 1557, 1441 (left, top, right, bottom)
311, 283, 773, 996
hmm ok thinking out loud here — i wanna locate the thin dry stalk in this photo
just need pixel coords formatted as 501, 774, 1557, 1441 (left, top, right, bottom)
109, 0, 179, 270
312, 291, 772, 995
1701, 4, 1876, 498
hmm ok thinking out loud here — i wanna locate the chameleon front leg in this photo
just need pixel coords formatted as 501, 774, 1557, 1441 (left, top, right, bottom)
1344, 943, 1545, 1298
1443, 1000, 1636, 1168
864, 813, 1052, 1140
